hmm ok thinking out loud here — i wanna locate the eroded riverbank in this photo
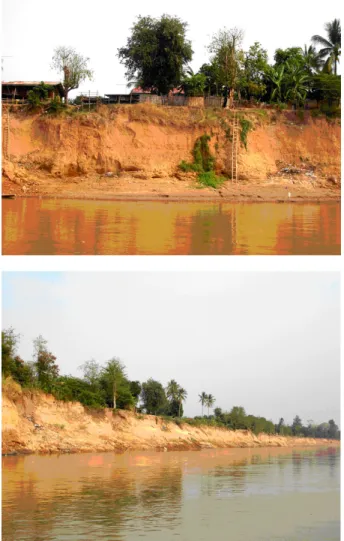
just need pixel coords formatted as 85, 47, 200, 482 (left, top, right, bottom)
2, 389, 340, 455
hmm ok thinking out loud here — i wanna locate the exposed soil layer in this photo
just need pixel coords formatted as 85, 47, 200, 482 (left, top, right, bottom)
2, 105, 341, 202
2, 387, 339, 455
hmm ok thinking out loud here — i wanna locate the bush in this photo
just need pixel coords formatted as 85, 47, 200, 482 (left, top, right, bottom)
198, 171, 225, 188
47, 97, 65, 115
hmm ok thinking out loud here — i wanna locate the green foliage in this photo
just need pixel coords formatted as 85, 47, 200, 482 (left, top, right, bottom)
179, 73, 206, 96
239, 118, 253, 149
208, 27, 244, 89
179, 134, 223, 188
198, 171, 224, 188
312, 19, 341, 75
27, 82, 52, 110
47, 97, 64, 114
2, 328, 20, 377
199, 62, 222, 95
141, 378, 168, 414
33, 335, 59, 393
239, 42, 268, 99
193, 135, 215, 172
308, 74, 341, 103
117, 15, 193, 95
52, 375, 106, 407
166, 379, 187, 417
100, 358, 133, 409
179, 135, 215, 172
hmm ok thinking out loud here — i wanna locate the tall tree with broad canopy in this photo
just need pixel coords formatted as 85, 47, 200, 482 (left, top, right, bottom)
118, 15, 193, 95
141, 378, 168, 414
312, 19, 341, 75
51, 46, 93, 104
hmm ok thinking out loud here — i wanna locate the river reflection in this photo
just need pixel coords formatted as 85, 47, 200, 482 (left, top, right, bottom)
2, 447, 340, 541
2, 198, 340, 255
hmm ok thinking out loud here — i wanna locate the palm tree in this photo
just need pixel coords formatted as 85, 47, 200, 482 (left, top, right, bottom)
205, 394, 216, 416
302, 45, 322, 74
199, 392, 207, 416
176, 387, 188, 417
166, 379, 179, 401
312, 19, 341, 75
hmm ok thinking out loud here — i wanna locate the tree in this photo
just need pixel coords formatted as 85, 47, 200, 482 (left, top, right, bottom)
11, 356, 35, 387
101, 358, 126, 409
285, 62, 309, 106
308, 73, 341, 106
199, 392, 207, 416
208, 27, 244, 103
277, 417, 285, 434
199, 62, 221, 95
302, 45, 322, 74
118, 15, 193, 95
292, 415, 303, 436
265, 65, 285, 102
78, 359, 101, 390
328, 419, 339, 439
51, 46, 93, 104
205, 394, 215, 416
179, 73, 206, 96
312, 19, 341, 75
229, 406, 246, 429
166, 379, 179, 401
2, 328, 20, 376
33, 335, 59, 392
141, 379, 168, 415
130, 381, 142, 406
274, 47, 304, 68
240, 42, 268, 100
176, 387, 187, 417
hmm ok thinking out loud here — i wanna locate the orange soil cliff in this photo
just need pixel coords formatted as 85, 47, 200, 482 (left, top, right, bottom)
1, 105, 341, 199
2, 386, 339, 455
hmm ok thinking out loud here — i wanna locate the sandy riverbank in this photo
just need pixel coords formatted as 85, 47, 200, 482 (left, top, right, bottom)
2, 387, 339, 455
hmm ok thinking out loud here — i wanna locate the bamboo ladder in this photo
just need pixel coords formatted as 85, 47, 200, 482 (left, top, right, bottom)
3, 108, 10, 159
231, 112, 239, 182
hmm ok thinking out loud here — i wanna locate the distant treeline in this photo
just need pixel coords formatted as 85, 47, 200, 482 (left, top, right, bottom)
1, 328, 340, 440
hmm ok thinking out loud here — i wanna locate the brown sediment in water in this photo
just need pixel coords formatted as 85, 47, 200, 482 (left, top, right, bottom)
2, 386, 340, 455
2, 105, 341, 202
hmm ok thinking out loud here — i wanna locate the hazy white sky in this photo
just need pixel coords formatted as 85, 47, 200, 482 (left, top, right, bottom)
2, 272, 340, 425
1, 0, 341, 96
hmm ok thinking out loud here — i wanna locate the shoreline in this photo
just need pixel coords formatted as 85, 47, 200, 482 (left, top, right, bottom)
2, 185, 341, 204
2, 439, 340, 457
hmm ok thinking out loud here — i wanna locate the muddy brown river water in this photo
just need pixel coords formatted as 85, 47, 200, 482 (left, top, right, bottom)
2, 446, 340, 541
2, 199, 340, 255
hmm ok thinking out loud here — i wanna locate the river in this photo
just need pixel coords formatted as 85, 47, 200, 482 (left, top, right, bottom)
2, 199, 340, 255
2, 446, 340, 541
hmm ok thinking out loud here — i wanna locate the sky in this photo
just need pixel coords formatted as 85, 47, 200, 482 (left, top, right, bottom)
1, 0, 341, 97
2, 271, 340, 425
